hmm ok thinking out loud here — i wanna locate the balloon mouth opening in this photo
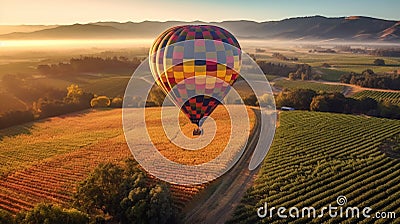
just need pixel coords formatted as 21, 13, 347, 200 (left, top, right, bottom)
191, 119, 203, 127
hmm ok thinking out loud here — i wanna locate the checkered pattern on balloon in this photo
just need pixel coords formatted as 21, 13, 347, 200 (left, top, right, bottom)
149, 25, 241, 129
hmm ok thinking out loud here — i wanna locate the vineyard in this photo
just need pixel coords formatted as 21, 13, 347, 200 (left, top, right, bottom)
229, 111, 400, 224
273, 79, 345, 93
146, 106, 255, 165
353, 90, 400, 105
0, 107, 254, 214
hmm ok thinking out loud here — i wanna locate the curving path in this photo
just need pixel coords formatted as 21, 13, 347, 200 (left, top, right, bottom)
182, 109, 262, 224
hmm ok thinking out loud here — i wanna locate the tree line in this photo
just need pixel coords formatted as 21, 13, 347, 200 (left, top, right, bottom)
37, 56, 142, 76
0, 83, 168, 130
275, 88, 400, 119
370, 48, 400, 57
340, 69, 400, 90
271, 52, 298, 61
256, 61, 319, 80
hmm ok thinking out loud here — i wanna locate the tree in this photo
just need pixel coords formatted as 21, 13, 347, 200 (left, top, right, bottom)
110, 97, 123, 108
379, 101, 400, 119
243, 94, 258, 106
310, 95, 329, 112
15, 204, 89, 224
73, 163, 126, 216
120, 183, 173, 224
147, 184, 173, 224
90, 96, 111, 108
288, 72, 296, 80
258, 94, 275, 108
349, 76, 357, 85
309, 93, 346, 113
275, 89, 317, 110
147, 86, 166, 106
0, 209, 14, 224
373, 59, 385, 66
358, 97, 378, 112
65, 84, 84, 104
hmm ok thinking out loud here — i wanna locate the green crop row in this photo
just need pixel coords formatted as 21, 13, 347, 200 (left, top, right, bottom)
228, 111, 400, 224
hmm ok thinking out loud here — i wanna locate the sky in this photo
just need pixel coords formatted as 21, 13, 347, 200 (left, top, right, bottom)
1, 0, 399, 25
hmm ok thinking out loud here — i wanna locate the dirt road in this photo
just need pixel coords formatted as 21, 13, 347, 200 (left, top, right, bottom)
270, 77, 400, 97
308, 79, 400, 96
182, 109, 262, 224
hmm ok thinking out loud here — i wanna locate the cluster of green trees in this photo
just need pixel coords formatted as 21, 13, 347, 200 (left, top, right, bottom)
256, 61, 297, 77
340, 69, 400, 90
256, 61, 319, 80
33, 84, 94, 119
373, 58, 385, 66
0, 204, 89, 224
275, 89, 400, 119
288, 64, 321, 80
37, 56, 142, 76
73, 159, 174, 223
0, 159, 174, 224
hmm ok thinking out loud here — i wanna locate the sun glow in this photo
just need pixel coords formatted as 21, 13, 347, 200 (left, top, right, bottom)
0, 39, 153, 49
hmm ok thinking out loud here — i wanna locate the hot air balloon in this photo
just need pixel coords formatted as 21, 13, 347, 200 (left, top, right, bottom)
149, 25, 241, 135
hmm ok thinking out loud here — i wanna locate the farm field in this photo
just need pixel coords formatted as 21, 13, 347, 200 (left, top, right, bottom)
273, 79, 346, 93
248, 47, 400, 81
353, 90, 400, 105
229, 111, 400, 223
0, 106, 255, 214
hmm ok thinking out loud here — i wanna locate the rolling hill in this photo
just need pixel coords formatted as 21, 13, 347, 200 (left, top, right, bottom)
1, 16, 399, 42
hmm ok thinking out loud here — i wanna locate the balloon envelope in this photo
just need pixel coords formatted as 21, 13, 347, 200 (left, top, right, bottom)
149, 25, 241, 127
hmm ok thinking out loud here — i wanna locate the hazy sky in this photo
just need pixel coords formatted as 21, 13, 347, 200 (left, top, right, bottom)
1, 0, 399, 25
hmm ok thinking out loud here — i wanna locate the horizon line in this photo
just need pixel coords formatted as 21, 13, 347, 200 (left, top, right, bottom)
1, 15, 399, 26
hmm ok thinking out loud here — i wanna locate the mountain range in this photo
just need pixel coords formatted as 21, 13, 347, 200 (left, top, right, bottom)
1, 16, 399, 42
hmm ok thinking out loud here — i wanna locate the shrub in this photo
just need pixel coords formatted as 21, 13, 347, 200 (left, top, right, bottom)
0, 209, 14, 224
373, 59, 385, 66
110, 97, 123, 108
243, 94, 258, 106
16, 204, 89, 224
90, 96, 111, 108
